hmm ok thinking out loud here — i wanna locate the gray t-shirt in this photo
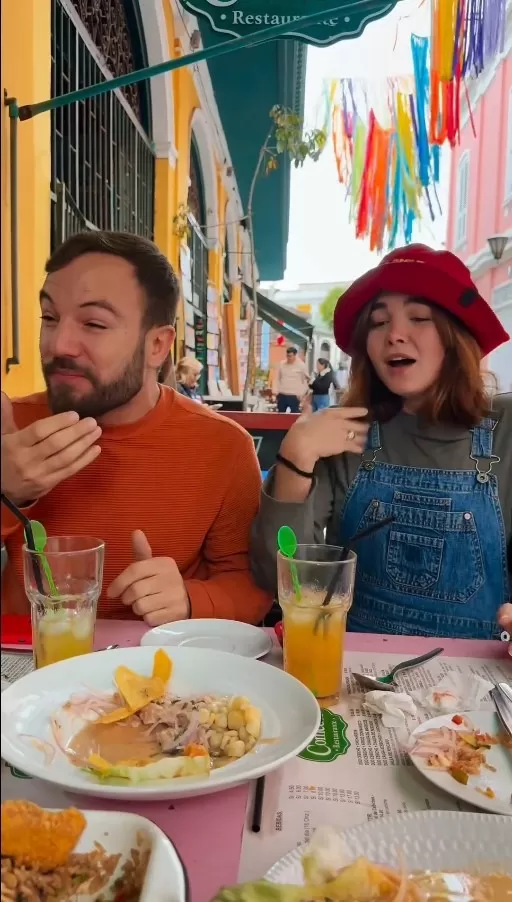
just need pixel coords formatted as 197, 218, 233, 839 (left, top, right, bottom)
251, 393, 512, 593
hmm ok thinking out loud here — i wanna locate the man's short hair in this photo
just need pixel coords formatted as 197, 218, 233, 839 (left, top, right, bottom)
45, 231, 180, 329
286, 346, 298, 354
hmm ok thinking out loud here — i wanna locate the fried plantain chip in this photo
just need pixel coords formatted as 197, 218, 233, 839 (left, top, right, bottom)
1, 800, 86, 870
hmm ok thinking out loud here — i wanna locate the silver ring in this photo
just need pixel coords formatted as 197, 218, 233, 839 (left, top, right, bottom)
346, 429, 356, 441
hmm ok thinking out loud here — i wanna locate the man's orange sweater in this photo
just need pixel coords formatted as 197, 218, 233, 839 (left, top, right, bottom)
1, 387, 271, 623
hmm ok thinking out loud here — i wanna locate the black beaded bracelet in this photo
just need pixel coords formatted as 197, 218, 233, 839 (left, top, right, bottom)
275, 453, 314, 479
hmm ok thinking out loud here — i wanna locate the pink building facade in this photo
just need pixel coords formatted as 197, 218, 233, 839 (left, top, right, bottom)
446, 9, 512, 391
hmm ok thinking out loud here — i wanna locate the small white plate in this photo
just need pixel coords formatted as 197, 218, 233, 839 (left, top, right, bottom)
0, 646, 320, 801
409, 710, 512, 816
265, 811, 511, 884
50, 809, 187, 901
141, 619, 273, 660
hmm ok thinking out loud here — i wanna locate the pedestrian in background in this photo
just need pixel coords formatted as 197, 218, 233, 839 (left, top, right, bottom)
309, 358, 336, 412
275, 347, 309, 413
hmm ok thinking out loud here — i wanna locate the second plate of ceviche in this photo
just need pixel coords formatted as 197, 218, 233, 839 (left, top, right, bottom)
408, 710, 512, 815
0, 646, 320, 801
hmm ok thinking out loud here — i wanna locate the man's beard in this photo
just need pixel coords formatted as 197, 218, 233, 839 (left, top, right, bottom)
43, 340, 146, 419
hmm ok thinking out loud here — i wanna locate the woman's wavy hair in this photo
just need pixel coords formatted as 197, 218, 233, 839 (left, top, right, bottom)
343, 297, 492, 427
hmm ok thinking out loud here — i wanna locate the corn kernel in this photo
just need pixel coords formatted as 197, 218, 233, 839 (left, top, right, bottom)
227, 710, 244, 731
225, 739, 246, 758
214, 713, 228, 729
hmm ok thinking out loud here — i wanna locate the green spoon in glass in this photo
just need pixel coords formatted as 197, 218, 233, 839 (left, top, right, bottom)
277, 525, 302, 600
27, 520, 59, 597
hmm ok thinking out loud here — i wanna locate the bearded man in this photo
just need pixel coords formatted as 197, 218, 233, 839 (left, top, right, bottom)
1, 231, 271, 625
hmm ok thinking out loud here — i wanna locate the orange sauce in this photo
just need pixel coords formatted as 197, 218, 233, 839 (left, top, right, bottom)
67, 718, 162, 767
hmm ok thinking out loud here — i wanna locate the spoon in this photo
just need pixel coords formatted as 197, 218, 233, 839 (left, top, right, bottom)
277, 526, 302, 600
27, 520, 59, 598
352, 647, 444, 693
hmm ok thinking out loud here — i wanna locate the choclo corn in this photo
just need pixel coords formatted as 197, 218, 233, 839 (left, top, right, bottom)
198, 695, 261, 758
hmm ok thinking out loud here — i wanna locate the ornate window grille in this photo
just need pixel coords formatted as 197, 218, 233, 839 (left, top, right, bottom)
51, 0, 155, 248
187, 137, 209, 390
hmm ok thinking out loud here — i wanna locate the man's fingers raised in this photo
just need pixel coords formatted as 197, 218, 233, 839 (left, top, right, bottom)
1, 393, 17, 435
24, 411, 81, 447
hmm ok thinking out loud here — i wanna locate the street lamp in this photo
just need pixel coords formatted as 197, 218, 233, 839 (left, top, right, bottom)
487, 235, 509, 262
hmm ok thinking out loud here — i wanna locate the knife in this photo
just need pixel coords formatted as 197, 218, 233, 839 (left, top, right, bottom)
490, 685, 512, 738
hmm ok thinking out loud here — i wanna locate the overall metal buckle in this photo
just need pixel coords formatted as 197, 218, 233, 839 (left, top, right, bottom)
361, 448, 379, 471
470, 454, 500, 484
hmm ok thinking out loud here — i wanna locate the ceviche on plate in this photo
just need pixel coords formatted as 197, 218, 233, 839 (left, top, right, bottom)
408, 711, 512, 815
46, 649, 263, 783
1, 645, 321, 800
213, 824, 512, 901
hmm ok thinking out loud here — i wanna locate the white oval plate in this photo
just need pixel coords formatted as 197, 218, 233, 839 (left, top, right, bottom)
55, 809, 188, 902
141, 619, 273, 660
0, 646, 320, 801
409, 710, 512, 816
265, 811, 512, 883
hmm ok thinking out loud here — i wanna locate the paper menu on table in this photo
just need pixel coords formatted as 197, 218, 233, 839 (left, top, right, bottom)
238, 651, 511, 883
1, 652, 34, 685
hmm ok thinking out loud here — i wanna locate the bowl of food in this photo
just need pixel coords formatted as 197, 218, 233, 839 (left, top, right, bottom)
0, 800, 188, 901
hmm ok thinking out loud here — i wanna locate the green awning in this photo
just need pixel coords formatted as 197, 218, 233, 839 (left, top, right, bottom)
199, 29, 306, 281
244, 284, 313, 349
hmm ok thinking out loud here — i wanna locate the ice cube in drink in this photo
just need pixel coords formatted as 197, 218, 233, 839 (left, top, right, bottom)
32, 600, 95, 668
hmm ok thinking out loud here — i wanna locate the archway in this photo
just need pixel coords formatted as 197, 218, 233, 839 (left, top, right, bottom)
138, 0, 177, 162
190, 107, 219, 244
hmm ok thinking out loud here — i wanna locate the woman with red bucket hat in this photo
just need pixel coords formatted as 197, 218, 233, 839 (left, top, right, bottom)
251, 245, 512, 644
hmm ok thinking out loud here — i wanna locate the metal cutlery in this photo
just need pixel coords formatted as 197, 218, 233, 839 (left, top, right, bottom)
352, 647, 444, 693
490, 684, 512, 738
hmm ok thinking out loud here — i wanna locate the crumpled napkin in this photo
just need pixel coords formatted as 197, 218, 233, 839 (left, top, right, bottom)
410, 671, 493, 715
363, 690, 417, 728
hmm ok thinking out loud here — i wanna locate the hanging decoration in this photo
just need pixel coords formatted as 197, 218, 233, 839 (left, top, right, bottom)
321, 0, 506, 251
429, 0, 506, 145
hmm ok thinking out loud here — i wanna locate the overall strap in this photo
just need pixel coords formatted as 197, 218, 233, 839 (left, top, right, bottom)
361, 421, 382, 471
470, 416, 499, 483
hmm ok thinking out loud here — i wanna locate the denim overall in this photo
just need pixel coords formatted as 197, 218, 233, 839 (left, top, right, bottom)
340, 417, 509, 639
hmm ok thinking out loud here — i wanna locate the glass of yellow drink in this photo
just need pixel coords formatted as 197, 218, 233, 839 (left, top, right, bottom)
22, 536, 105, 668
277, 546, 356, 706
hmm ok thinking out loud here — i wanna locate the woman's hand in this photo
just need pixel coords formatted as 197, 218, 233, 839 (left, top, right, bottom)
497, 603, 512, 655
272, 407, 369, 503
280, 406, 369, 472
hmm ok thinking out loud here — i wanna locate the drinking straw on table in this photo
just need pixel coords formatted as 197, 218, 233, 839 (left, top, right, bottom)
0, 494, 45, 594
251, 776, 266, 833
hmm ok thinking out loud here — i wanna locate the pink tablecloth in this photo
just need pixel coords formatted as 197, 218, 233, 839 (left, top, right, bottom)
91, 620, 508, 902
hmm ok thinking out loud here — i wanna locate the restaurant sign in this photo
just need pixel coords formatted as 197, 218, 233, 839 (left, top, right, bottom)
179, 1, 400, 47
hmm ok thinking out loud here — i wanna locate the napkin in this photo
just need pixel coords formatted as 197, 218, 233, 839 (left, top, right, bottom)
363, 690, 417, 728
410, 671, 493, 715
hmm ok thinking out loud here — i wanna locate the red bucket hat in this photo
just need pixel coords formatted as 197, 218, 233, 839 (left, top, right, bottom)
334, 244, 509, 357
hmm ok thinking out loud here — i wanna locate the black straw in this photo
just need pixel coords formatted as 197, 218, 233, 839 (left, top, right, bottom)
251, 776, 265, 833
321, 515, 395, 608
1, 494, 45, 594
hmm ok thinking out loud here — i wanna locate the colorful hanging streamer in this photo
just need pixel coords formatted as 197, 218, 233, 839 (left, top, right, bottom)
320, 0, 505, 251
429, 0, 506, 145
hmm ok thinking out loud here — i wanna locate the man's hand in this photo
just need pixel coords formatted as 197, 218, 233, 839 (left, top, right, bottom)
497, 603, 512, 656
107, 530, 190, 626
1, 392, 102, 507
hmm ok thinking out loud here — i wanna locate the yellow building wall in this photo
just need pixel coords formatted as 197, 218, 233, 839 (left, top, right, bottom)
1, 0, 51, 397
1, 1, 243, 396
